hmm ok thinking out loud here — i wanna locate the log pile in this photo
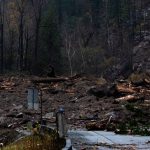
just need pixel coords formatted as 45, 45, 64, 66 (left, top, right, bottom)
114, 79, 150, 103
0, 80, 16, 90
88, 77, 150, 103
115, 95, 144, 103
0, 75, 149, 136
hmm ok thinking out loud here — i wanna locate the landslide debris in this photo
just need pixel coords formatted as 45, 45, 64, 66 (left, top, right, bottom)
0, 75, 149, 138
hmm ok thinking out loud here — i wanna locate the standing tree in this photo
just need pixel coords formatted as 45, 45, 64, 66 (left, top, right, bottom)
16, 0, 26, 71
0, 0, 4, 73
30, 0, 45, 62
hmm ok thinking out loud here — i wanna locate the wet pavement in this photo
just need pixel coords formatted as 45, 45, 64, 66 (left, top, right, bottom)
68, 130, 150, 150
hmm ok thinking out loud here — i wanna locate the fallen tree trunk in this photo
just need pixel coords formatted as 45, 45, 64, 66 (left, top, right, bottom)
32, 77, 68, 84
116, 84, 135, 94
115, 94, 144, 103
144, 78, 150, 84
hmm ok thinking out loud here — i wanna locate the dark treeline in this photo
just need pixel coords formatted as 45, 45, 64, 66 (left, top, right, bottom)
0, 0, 150, 77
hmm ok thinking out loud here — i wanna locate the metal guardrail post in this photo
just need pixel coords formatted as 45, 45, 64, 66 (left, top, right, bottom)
27, 87, 39, 110
56, 108, 67, 138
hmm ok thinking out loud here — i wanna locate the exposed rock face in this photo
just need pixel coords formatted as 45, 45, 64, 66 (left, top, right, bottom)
133, 34, 150, 73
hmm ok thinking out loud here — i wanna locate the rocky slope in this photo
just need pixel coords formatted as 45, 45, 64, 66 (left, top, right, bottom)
133, 33, 150, 73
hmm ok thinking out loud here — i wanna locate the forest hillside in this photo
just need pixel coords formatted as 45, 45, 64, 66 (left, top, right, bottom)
0, 0, 149, 79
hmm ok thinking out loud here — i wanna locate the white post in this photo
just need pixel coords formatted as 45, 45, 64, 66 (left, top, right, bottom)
27, 88, 39, 110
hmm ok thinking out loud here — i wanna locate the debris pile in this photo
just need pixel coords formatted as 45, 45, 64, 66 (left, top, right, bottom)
0, 75, 149, 137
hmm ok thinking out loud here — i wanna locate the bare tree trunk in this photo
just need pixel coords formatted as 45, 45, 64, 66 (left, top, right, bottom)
31, 0, 43, 61
19, 14, 24, 70
65, 30, 76, 76
34, 21, 40, 61
66, 39, 73, 76
116, 0, 123, 54
0, 23, 4, 73
9, 31, 14, 70
127, 0, 134, 71
24, 28, 29, 70
57, 0, 62, 27
105, 0, 112, 55
0, 0, 4, 73
79, 39, 86, 72
16, 0, 26, 71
